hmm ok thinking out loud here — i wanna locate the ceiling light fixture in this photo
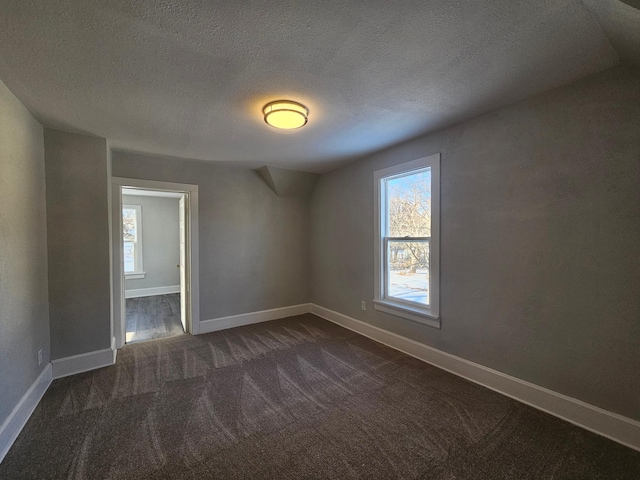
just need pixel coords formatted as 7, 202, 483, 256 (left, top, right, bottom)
263, 100, 309, 130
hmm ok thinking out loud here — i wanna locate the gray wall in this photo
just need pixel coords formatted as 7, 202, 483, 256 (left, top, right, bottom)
122, 195, 180, 290
0, 80, 50, 426
45, 129, 112, 359
310, 66, 640, 421
113, 154, 311, 320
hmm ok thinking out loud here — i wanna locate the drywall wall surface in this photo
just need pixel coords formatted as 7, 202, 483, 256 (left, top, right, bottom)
310, 67, 640, 421
122, 195, 180, 290
0, 80, 50, 426
113, 153, 311, 319
45, 129, 111, 359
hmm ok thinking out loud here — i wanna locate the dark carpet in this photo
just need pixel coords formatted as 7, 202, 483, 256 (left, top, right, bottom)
126, 293, 184, 344
1, 314, 638, 479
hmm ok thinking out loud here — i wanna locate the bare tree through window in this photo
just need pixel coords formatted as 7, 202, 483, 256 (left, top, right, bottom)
122, 206, 140, 274
386, 169, 431, 305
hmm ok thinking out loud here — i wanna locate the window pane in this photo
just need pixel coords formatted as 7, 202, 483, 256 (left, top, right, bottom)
387, 239, 429, 306
123, 208, 137, 241
123, 241, 135, 273
386, 169, 431, 237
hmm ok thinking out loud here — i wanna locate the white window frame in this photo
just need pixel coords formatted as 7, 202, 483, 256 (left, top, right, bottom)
373, 153, 440, 328
123, 204, 145, 279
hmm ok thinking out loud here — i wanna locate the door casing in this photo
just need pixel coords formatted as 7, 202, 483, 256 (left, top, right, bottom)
111, 177, 200, 349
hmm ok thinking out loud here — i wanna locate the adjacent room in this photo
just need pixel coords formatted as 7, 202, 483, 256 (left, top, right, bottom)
0, 1, 638, 478
121, 188, 186, 344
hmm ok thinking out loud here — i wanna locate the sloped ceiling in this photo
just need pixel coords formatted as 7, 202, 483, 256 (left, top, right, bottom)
0, 0, 630, 172
257, 166, 319, 198
581, 0, 640, 69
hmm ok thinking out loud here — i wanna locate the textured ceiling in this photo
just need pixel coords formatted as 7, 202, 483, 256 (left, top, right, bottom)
0, 0, 623, 172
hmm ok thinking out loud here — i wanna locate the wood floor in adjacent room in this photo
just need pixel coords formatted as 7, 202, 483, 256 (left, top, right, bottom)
125, 293, 184, 344
1, 314, 638, 479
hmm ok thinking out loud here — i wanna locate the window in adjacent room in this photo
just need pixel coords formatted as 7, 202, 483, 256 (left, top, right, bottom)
374, 153, 440, 327
123, 204, 144, 279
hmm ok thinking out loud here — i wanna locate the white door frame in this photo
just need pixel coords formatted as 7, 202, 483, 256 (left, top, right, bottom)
178, 194, 188, 332
111, 177, 200, 349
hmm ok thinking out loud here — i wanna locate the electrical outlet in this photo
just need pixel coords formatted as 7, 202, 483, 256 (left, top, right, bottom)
361, 301, 366, 311
37, 349, 43, 365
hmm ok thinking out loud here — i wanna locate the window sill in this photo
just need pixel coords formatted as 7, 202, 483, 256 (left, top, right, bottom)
125, 272, 146, 280
373, 299, 440, 329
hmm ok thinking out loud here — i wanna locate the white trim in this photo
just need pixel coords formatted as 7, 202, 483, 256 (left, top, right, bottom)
373, 299, 440, 328
122, 187, 183, 198
112, 177, 200, 346
373, 153, 440, 326
125, 285, 180, 299
111, 182, 126, 349
122, 204, 144, 275
200, 304, 312, 334
0, 364, 53, 464
51, 337, 118, 379
310, 304, 640, 452
125, 272, 146, 280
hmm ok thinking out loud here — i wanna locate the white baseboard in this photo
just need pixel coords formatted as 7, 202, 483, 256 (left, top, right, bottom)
0, 364, 52, 464
310, 304, 640, 452
51, 336, 118, 379
200, 303, 312, 334
125, 285, 180, 299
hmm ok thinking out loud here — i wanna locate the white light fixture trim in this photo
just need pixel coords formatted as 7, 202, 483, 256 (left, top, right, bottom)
263, 100, 309, 130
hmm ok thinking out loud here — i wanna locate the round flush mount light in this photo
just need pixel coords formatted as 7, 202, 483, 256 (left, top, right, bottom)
263, 100, 309, 130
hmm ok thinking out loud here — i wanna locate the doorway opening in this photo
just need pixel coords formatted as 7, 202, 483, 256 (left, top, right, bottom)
120, 188, 188, 343
111, 177, 200, 349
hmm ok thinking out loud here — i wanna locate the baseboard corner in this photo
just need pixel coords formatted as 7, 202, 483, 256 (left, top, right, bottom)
51, 341, 118, 380
199, 303, 312, 334
0, 364, 53, 464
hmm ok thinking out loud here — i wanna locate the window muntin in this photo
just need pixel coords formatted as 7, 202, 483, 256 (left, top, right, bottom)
374, 154, 440, 327
122, 205, 143, 275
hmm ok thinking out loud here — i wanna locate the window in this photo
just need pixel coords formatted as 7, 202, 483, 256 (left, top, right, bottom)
374, 154, 440, 327
123, 205, 144, 278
